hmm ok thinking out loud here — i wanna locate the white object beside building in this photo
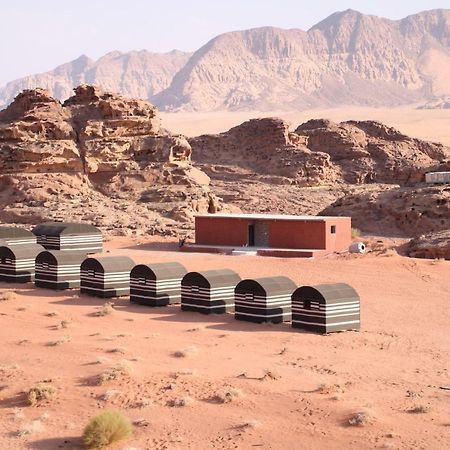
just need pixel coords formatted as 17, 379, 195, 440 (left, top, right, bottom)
425, 172, 450, 184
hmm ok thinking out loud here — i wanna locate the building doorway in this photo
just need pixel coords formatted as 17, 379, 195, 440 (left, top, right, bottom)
248, 224, 255, 247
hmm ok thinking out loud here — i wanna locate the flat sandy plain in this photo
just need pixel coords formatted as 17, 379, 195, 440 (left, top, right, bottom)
161, 106, 450, 145
0, 236, 449, 450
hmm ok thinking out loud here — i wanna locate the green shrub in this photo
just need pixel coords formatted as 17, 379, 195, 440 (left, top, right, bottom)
82, 410, 132, 449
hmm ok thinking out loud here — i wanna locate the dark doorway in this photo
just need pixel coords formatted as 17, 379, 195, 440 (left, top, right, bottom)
248, 224, 255, 246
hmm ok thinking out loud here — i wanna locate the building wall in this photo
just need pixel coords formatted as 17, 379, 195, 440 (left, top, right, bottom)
195, 216, 352, 253
324, 217, 352, 252
268, 220, 327, 249
195, 217, 248, 246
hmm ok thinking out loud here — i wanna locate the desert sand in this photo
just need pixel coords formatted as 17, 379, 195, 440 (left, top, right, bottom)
0, 236, 449, 449
161, 106, 450, 145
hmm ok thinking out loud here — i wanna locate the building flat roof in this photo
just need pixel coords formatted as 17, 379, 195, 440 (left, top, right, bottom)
195, 213, 349, 221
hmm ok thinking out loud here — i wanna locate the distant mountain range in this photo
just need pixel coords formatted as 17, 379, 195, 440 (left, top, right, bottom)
1, 9, 450, 111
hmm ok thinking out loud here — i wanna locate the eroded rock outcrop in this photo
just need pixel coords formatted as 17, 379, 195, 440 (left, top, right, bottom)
190, 118, 337, 185
296, 119, 450, 184
0, 86, 225, 236
408, 230, 450, 260
320, 185, 450, 236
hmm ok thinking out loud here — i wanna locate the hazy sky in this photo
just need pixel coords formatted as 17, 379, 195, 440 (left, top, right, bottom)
0, 0, 447, 86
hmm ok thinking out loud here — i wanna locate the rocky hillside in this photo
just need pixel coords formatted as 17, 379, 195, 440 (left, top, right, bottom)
0, 50, 191, 109
155, 9, 450, 110
1, 9, 450, 111
0, 86, 224, 236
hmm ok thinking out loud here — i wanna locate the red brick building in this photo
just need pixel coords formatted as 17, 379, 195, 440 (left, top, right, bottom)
182, 214, 352, 258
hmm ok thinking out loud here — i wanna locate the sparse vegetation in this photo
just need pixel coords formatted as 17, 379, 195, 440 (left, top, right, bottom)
173, 346, 199, 358
351, 228, 361, 238
240, 420, 262, 429
0, 291, 17, 302
170, 396, 194, 407
26, 383, 56, 406
408, 404, 430, 414
93, 302, 114, 317
99, 362, 132, 385
214, 387, 243, 403
18, 420, 44, 437
82, 410, 132, 449
348, 408, 375, 426
47, 336, 71, 346
45, 311, 59, 317
261, 368, 281, 380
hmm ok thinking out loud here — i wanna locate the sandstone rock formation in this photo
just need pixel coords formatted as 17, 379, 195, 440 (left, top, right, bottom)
320, 185, 450, 237
190, 117, 450, 186
408, 230, 450, 260
0, 86, 224, 236
2, 10, 450, 111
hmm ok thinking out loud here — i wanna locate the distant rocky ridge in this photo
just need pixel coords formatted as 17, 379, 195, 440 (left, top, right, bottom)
1, 9, 450, 111
0, 50, 191, 109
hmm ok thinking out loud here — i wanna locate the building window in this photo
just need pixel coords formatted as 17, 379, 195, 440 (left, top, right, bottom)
331, 225, 336, 234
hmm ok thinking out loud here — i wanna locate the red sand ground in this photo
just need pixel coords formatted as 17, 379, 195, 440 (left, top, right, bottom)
0, 236, 449, 449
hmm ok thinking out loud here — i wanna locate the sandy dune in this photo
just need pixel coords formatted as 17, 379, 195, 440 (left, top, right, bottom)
161, 106, 450, 146
0, 237, 449, 449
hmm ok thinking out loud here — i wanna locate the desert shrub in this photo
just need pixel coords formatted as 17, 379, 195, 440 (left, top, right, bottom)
261, 368, 281, 380
241, 420, 262, 429
18, 420, 44, 437
82, 410, 132, 449
27, 383, 56, 406
0, 291, 17, 301
93, 303, 114, 317
170, 396, 194, 407
351, 228, 361, 238
173, 346, 198, 358
214, 387, 243, 404
348, 408, 375, 426
408, 404, 430, 414
99, 362, 132, 385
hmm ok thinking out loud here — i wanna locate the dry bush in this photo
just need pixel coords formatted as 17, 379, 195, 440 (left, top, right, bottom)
135, 397, 153, 408
57, 320, 71, 329
173, 346, 198, 358
348, 408, 375, 426
93, 302, 114, 317
47, 336, 71, 347
99, 362, 132, 385
107, 347, 126, 354
316, 383, 343, 395
18, 420, 44, 437
170, 396, 194, 407
45, 311, 59, 317
175, 368, 198, 377
408, 404, 430, 414
0, 291, 17, 302
82, 410, 132, 449
240, 420, 262, 429
351, 228, 361, 239
26, 383, 56, 406
261, 368, 281, 380
100, 390, 122, 401
214, 387, 243, 404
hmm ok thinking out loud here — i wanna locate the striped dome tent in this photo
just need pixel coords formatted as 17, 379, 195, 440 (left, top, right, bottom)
130, 262, 187, 306
32, 222, 103, 253
181, 269, 241, 314
80, 256, 135, 298
35, 250, 86, 290
291, 283, 360, 334
0, 243, 44, 283
234, 276, 297, 324
0, 227, 36, 246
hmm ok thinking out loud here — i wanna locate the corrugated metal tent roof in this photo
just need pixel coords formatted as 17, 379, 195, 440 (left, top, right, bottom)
182, 269, 241, 289
0, 243, 45, 259
32, 222, 102, 237
131, 262, 187, 279
36, 250, 87, 265
0, 227, 34, 238
81, 256, 135, 273
292, 283, 360, 304
235, 276, 297, 297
